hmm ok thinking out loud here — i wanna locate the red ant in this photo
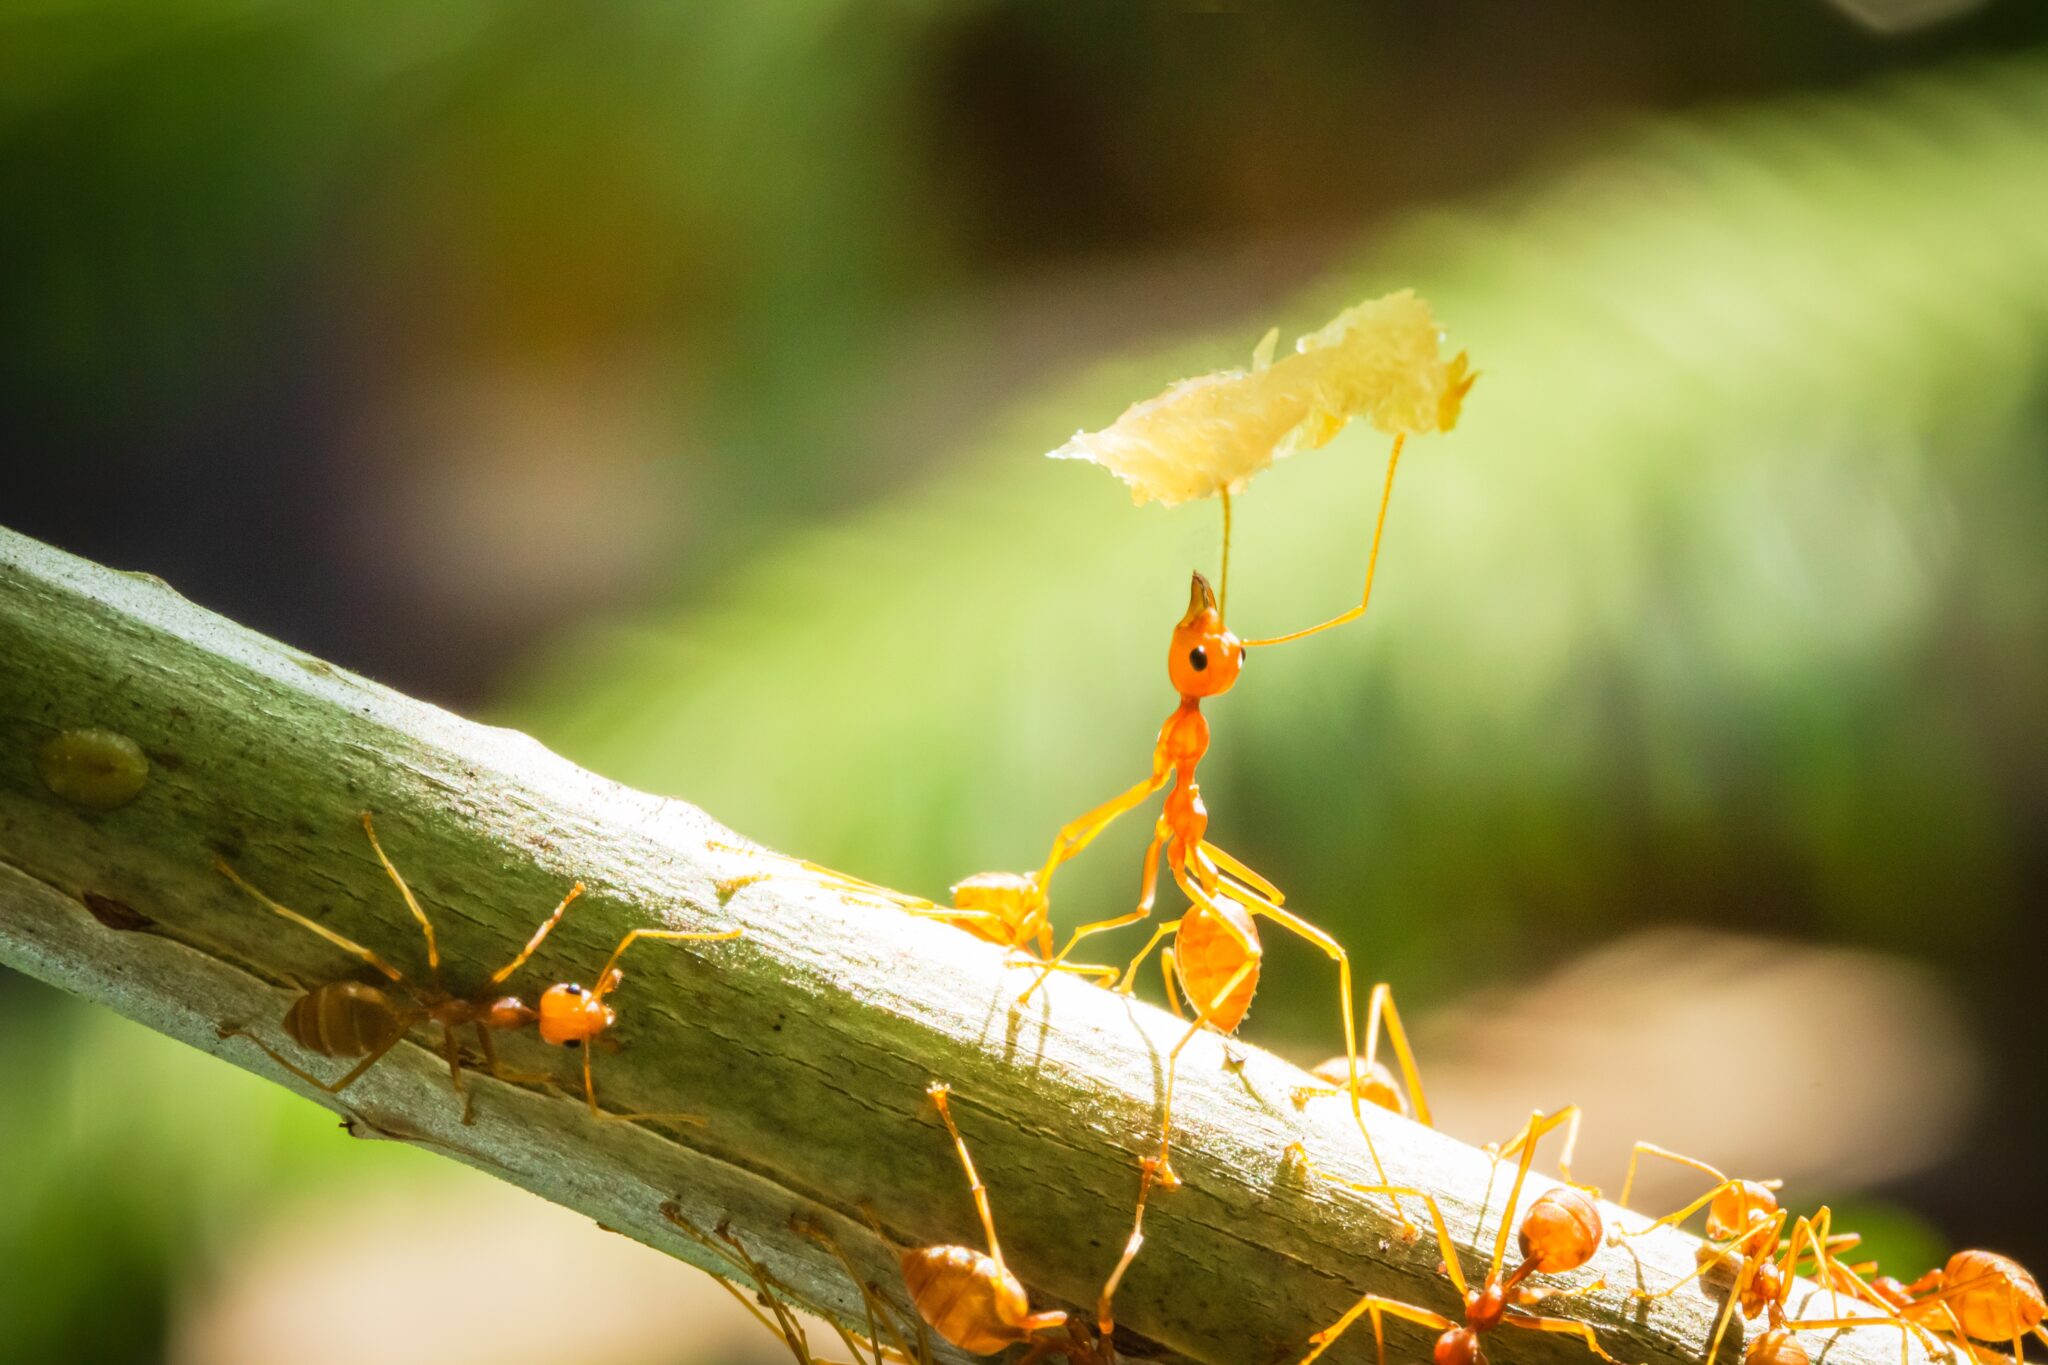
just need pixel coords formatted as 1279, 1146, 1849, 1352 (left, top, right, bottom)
954, 427, 1427, 1226
1288, 1108, 1620, 1365
215, 811, 739, 1125
1611, 1147, 1947, 1365
864, 1083, 1106, 1364
1857, 1251, 2046, 1365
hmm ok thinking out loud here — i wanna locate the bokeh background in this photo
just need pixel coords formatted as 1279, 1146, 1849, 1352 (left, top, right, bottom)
7, 2, 2048, 1361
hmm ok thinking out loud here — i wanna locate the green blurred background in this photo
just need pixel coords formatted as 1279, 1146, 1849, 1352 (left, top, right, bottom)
7, 2, 2048, 1361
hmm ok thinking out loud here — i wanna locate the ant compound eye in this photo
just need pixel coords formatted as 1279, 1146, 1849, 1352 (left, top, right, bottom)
563, 983, 585, 996
564, 1038, 581, 1050
1188, 646, 1208, 672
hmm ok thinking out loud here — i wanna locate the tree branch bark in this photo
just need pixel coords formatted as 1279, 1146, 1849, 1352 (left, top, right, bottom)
0, 525, 1941, 1365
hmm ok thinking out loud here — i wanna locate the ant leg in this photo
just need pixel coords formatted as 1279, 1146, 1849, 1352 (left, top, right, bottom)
1614, 1175, 1771, 1243
925, 1080, 1054, 1337
591, 926, 745, 1002
1626, 1234, 1750, 1305
1113, 833, 1168, 995
1033, 770, 1171, 895
796, 1219, 919, 1365
213, 857, 406, 983
797, 859, 937, 911
1097, 1160, 1164, 1339
1500, 1313, 1625, 1365
579, 1041, 707, 1127
1704, 1218, 1786, 1365
1487, 1109, 1583, 1283
487, 881, 586, 986
473, 1024, 554, 1089
1160, 946, 1185, 1019
360, 812, 442, 990
1781, 1314, 1939, 1365
1616, 1141, 1740, 1214
440, 1023, 474, 1124
1216, 870, 1417, 1238
1021, 815, 1170, 1006
1896, 1272, 2029, 1353
1245, 432, 1407, 649
217, 1024, 404, 1095
1197, 839, 1284, 904
1285, 1146, 1468, 1298
569, 927, 739, 1127
1784, 1207, 1856, 1321
1362, 982, 1431, 1125
1151, 958, 1257, 1186
1495, 1105, 1592, 1191
1031, 959, 1123, 988
1114, 920, 1182, 995
1290, 983, 1433, 1127
663, 1210, 806, 1356
1301, 1295, 1453, 1365
1014, 767, 1176, 1002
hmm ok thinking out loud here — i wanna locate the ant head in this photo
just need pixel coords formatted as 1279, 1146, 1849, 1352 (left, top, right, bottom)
1706, 1180, 1780, 1241
1433, 1327, 1483, 1365
1517, 1187, 1601, 1275
537, 981, 615, 1047
1167, 572, 1243, 699
483, 996, 537, 1031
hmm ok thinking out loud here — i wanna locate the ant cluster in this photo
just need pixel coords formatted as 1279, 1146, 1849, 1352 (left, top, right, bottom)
203, 292, 2043, 1365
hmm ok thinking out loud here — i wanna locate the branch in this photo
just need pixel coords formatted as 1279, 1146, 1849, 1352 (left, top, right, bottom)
0, 525, 1941, 1365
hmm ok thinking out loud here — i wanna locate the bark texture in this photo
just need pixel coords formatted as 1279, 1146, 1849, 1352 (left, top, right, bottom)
0, 526, 1940, 1365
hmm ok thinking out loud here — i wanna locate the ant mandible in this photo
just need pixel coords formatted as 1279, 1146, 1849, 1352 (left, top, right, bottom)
1288, 1107, 1621, 1365
215, 811, 740, 1125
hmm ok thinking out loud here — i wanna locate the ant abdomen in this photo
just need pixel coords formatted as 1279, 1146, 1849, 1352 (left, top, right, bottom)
899, 1244, 1052, 1355
1518, 1187, 1602, 1275
1173, 895, 1261, 1032
1745, 1326, 1810, 1365
283, 981, 406, 1058
1434, 1325, 1483, 1365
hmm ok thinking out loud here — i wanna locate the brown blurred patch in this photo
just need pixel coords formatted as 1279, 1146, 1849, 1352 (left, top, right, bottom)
1398, 929, 1980, 1212
171, 1169, 815, 1365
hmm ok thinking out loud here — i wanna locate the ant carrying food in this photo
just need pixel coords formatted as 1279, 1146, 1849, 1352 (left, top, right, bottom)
214, 811, 740, 1125
949, 298, 1472, 1251
1289, 1108, 1620, 1365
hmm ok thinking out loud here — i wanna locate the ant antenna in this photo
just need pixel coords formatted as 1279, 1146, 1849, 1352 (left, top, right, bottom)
1245, 432, 1405, 648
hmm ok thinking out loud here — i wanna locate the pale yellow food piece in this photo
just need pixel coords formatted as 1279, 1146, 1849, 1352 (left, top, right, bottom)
1049, 289, 1473, 507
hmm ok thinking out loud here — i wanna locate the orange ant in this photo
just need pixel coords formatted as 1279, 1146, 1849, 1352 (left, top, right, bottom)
214, 811, 740, 1125
865, 1083, 1090, 1363
1610, 1150, 1943, 1365
1295, 983, 1432, 1121
1857, 1251, 2047, 1365
1287, 1108, 1620, 1365
705, 843, 1120, 988
969, 424, 1427, 1222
